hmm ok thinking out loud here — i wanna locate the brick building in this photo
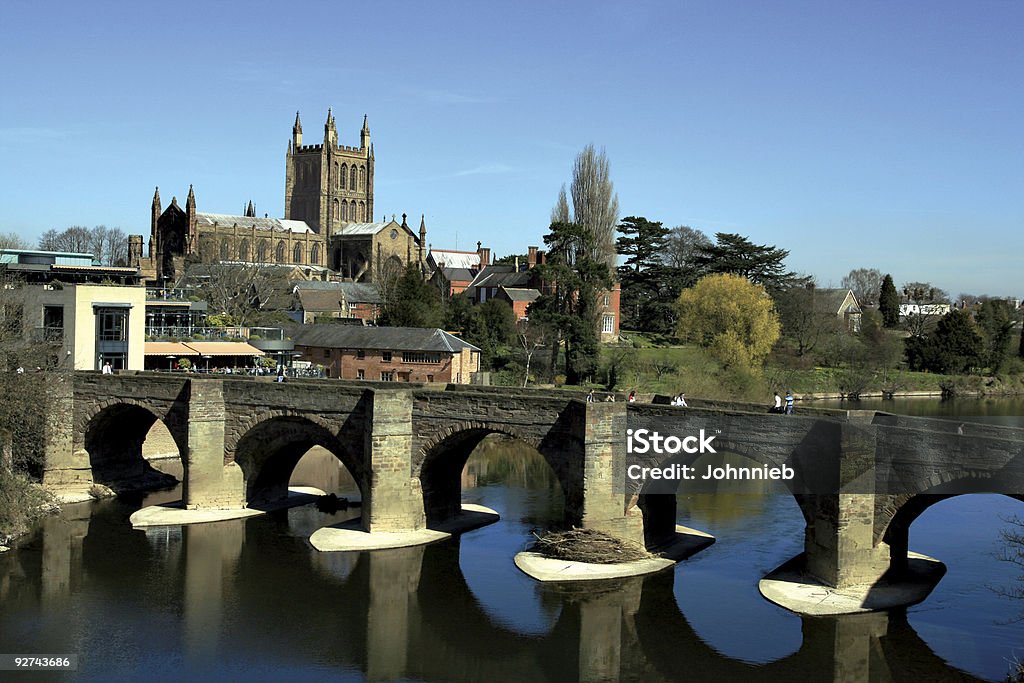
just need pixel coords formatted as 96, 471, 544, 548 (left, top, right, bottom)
293, 325, 479, 383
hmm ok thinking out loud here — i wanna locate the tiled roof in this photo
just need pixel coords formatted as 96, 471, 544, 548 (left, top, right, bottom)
468, 264, 532, 289
429, 249, 481, 270
441, 267, 476, 282
291, 281, 382, 304
295, 289, 346, 313
294, 325, 479, 353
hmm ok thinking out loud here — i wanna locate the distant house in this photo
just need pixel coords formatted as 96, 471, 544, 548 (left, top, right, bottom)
899, 302, 951, 320
815, 288, 863, 331
290, 281, 382, 324
427, 246, 486, 296
293, 325, 480, 383
496, 287, 541, 320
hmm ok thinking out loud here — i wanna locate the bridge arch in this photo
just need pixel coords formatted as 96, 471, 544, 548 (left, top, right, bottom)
232, 414, 364, 506
416, 422, 582, 527
81, 399, 187, 488
635, 440, 813, 548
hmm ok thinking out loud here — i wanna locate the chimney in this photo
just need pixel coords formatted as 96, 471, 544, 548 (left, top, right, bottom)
514, 256, 520, 271
537, 249, 546, 265
527, 245, 538, 268
480, 247, 491, 266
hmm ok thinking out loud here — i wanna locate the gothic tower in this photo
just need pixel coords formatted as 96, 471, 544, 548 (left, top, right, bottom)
284, 109, 374, 236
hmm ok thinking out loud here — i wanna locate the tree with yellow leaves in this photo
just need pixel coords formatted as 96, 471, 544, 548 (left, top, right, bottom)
675, 273, 781, 370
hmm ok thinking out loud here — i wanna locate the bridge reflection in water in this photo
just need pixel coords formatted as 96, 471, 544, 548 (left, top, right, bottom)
3, 436, 1014, 682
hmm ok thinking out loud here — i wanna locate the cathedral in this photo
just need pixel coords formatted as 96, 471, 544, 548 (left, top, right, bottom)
132, 110, 427, 284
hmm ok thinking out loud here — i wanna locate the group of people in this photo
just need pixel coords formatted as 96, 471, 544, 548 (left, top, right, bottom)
670, 393, 688, 407
771, 391, 795, 415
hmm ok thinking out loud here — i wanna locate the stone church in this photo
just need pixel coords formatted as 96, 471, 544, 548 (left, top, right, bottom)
132, 110, 428, 284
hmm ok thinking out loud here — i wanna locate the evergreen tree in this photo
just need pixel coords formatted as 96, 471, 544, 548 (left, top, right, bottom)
615, 216, 671, 331
535, 221, 613, 385
879, 274, 900, 328
904, 309, 983, 374
692, 233, 808, 291
975, 299, 1015, 371
379, 263, 444, 328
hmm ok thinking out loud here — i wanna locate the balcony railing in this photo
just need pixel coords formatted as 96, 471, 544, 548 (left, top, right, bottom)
146, 287, 202, 302
145, 326, 288, 342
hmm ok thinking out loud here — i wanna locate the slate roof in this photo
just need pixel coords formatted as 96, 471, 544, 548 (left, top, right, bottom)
337, 282, 382, 304
500, 287, 541, 303
468, 264, 532, 289
195, 212, 314, 234
293, 325, 479, 353
441, 267, 476, 283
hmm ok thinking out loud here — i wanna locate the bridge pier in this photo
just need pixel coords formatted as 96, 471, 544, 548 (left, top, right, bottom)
580, 402, 644, 546
362, 389, 425, 533
42, 374, 91, 490
184, 379, 244, 509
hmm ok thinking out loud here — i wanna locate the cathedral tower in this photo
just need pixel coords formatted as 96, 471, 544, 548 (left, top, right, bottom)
284, 109, 374, 236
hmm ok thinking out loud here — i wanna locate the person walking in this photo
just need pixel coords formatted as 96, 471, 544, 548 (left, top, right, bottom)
773, 392, 782, 413
628, 391, 636, 403
785, 391, 794, 415
102, 361, 113, 375
586, 389, 595, 403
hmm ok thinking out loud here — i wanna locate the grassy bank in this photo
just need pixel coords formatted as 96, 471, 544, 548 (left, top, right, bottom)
597, 332, 1024, 401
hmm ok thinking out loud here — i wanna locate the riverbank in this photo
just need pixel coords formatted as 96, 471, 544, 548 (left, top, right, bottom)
0, 469, 59, 550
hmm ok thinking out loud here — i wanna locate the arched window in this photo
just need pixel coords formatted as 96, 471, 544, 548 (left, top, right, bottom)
340, 164, 347, 190
333, 198, 340, 224
258, 239, 268, 262
359, 166, 365, 192
334, 162, 339, 189
293, 243, 303, 264
219, 240, 229, 261
350, 166, 357, 191
275, 241, 285, 262
239, 239, 250, 261
349, 202, 356, 221
310, 243, 321, 265
358, 201, 365, 222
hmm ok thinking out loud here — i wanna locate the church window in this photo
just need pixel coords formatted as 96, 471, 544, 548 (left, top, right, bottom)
257, 240, 268, 262
275, 241, 285, 262
333, 199, 340, 224
359, 166, 365, 191
293, 243, 303, 264
219, 240, 229, 261
334, 162, 339, 189
341, 200, 348, 222
311, 243, 321, 264
350, 166, 357, 191
239, 239, 250, 261
350, 202, 357, 221
340, 164, 347, 190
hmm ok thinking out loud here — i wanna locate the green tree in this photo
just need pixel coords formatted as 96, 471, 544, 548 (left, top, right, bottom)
380, 263, 444, 328
675, 273, 781, 370
535, 221, 614, 385
615, 216, 672, 331
905, 309, 983, 374
879, 274, 900, 328
974, 299, 1015, 371
692, 233, 808, 292
463, 299, 517, 369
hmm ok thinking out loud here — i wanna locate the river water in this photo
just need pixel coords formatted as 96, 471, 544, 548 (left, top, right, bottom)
1, 399, 1022, 681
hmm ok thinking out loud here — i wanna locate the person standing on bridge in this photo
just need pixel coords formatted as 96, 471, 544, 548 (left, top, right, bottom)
773, 392, 782, 413
102, 361, 113, 376
785, 391, 794, 415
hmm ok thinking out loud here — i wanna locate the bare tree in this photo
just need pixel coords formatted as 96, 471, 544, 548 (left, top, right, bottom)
0, 232, 30, 250
662, 225, 710, 270
517, 317, 554, 387
188, 264, 290, 326
551, 185, 570, 225
567, 144, 619, 268
37, 225, 127, 265
39, 226, 94, 254
841, 268, 883, 306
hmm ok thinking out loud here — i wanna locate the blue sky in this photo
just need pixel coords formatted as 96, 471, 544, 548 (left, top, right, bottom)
0, 1, 1020, 297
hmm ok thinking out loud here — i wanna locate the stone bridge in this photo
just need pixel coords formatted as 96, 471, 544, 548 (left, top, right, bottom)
43, 372, 1024, 590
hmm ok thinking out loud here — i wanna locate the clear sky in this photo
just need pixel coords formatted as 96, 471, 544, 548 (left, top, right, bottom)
0, 1, 1020, 298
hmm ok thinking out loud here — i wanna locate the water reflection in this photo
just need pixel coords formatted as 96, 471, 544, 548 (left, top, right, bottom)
2, 425, 1021, 681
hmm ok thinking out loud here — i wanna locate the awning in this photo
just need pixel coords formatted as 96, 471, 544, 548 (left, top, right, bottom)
144, 342, 199, 356
183, 341, 265, 357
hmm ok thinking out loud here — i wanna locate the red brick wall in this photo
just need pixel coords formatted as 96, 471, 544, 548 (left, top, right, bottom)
296, 345, 455, 383
597, 281, 621, 341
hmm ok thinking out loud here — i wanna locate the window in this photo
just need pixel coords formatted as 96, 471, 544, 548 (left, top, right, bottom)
350, 166, 357, 191
323, 349, 331, 359
258, 240, 269, 262
603, 293, 610, 306
239, 239, 250, 261
402, 352, 442, 364
42, 305, 64, 341
275, 241, 286, 262
359, 167, 365, 191
382, 351, 392, 362
357, 369, 364, 380
426, 375, 434, 383
602, 314, 615, 334
98, 309, 128, 341
310, 243, 321, 265
220, 241, 229, 261
380, 371, 394, 381
293, 243, 303, 264
340, 164, 347, 190
356, 349, 365, 359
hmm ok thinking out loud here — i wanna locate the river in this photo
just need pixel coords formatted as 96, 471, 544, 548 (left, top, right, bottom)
0, 399, 1022, 681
